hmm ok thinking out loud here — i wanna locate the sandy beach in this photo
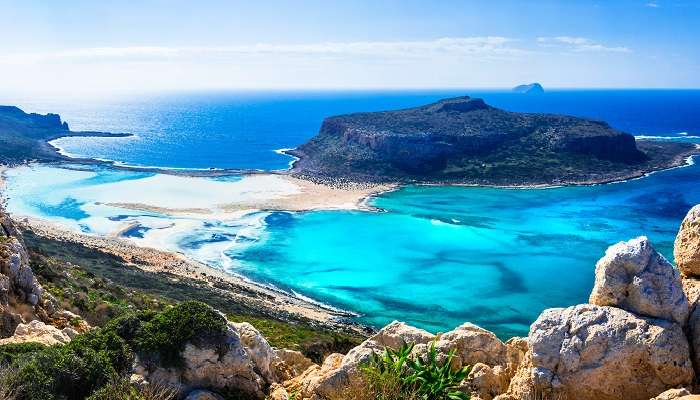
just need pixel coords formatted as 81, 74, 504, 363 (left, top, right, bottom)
97, 173, 394, 216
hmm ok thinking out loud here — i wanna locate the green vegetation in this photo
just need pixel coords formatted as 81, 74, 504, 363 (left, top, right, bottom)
352, 342, 471, 400
0, 343, 46, 365
0, 302, 229, 400
24, 231, 363, 360
227, 315, 357, 363
3, 329, 132, 400
133, 301, 227, 367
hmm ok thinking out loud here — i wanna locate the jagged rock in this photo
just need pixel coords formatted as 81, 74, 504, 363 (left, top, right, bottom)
183, 390, 225, 400
269, 383, 290, 400
676, 205, 700, 277
589, 236, 689, 325
133, 323, 267, 399
502, 304, 693, 400
651, 388, 693, 400
467, 363, 510, 400
0, 319, 71, 346
231, 321, 277, 383
274, 349, 314, 381
284, 353, 344, 400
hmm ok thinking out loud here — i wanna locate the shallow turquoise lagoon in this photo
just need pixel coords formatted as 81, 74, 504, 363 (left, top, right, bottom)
235, 161, 700, 337
5, 159, 700, 338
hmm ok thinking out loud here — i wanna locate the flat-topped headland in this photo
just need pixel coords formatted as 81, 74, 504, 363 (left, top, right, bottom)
288, 95, 698, 186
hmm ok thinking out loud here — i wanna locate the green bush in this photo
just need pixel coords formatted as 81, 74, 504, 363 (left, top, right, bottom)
362, 342, 471, 400
7, 329, 132, 400
133, 301, 227, 367
0, 342, 46, 364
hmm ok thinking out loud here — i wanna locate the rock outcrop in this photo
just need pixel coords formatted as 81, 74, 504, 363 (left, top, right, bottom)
0, 319, 72, 346
589, 236, 688, 324
501, 304, 693, 400
133, 321, 278, 399
0, 210, 89, 339
676, 205, 700, 277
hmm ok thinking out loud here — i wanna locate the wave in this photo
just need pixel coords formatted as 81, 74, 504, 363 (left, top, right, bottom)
635, 135, 700, 140
273, 147, 299, 170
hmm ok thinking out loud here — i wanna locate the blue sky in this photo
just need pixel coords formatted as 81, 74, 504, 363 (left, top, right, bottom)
1, 0, 698, 94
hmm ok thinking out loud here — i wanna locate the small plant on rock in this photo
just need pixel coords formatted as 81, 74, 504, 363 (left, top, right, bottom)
362, 342, 471, 400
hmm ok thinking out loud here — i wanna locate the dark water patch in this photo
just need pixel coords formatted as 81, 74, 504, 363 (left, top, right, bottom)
35, 197, 89, 220
121, 224, 151, 239
108, 215, 132, 221
629, 191, 693, 219
180, 232, 236, 250
264, 212, 296, 229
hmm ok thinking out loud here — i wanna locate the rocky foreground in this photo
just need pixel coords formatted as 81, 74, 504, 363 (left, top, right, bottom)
4, 205, 700, 399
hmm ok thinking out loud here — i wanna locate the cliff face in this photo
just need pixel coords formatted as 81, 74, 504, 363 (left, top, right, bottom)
291, 96, 696, 185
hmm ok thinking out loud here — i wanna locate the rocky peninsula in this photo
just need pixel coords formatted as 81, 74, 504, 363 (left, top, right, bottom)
0, 105, 131, 165
289, 96, 698, 186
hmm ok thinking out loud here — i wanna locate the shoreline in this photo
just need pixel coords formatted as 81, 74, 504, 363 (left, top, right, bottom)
282, 142, 700, 191
15, 215, 368, 335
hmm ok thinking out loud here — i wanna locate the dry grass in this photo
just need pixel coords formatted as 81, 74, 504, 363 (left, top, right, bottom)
0, 364, 18, 400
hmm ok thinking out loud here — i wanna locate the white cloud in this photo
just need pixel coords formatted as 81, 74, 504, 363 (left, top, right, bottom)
646, 2, 660, 8
536, 36, 631, 53
0, 37, 527, 65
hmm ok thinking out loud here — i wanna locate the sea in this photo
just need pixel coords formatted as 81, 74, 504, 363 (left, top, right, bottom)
3, 89, 700, 338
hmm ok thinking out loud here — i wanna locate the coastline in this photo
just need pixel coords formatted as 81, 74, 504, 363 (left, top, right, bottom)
15, 215, 368, 334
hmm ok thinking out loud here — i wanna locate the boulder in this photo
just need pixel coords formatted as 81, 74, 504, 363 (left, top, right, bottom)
675, 205, 700, 277
0, 319, 71, 346
274, 349, 314, 381
434, 322, 508, 368
231, 321, 278, 383
590, 236, 689, 325
502, 304, 694, 400
133, 323, 267, 399
682, 278, 700, 375
284, 353, 344, 399
467, 363, 510, 400
269, 383, 290, 400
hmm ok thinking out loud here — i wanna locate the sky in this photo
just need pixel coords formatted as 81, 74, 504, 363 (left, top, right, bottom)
1, 0, 699, 95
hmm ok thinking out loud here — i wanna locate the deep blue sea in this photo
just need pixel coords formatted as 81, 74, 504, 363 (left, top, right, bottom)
3, 90, 700, 337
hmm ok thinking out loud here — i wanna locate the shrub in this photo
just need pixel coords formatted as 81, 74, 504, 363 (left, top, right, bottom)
86, 376, 177, 400
7, 329, 132, 400
361, 342, 471, 400
133, 301, 228, 367
0, 343, 46, 365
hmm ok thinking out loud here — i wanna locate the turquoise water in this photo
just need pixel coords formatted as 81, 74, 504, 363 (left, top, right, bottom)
3, 90, 700, 337
232, 161, 700, 336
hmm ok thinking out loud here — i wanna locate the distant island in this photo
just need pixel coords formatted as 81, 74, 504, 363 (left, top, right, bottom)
512, 82, 544, 94
0, 105, 131, 164
289, 96, 698, 186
